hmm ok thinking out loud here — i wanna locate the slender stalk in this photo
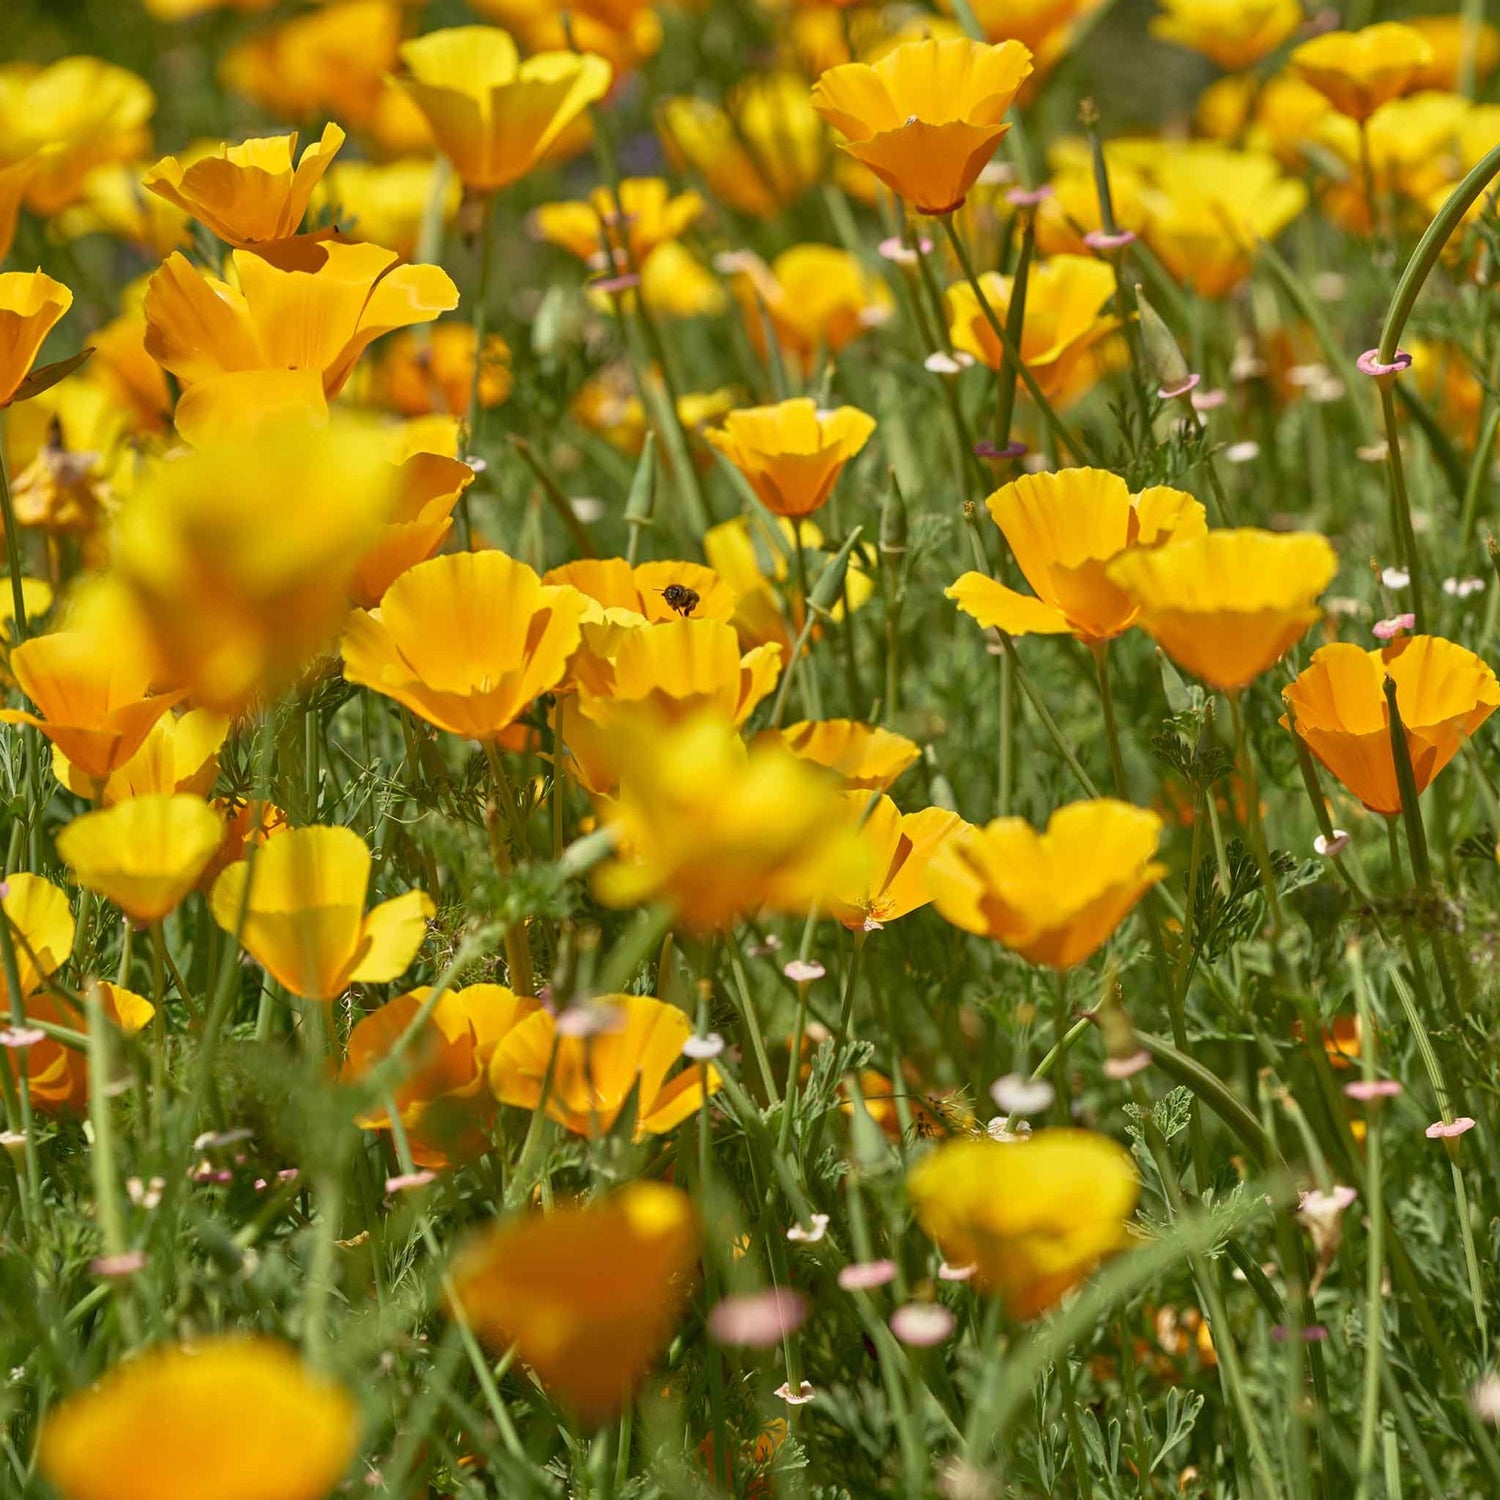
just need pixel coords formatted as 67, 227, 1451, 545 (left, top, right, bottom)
481, 741, 535, 998
85, 979, 141, 1346
1377, 384, 1428, 628
1227, 690, 1283, 934
459, 191, 499, 549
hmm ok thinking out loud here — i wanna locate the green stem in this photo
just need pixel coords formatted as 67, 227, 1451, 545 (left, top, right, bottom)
481, 741, 535, 997
1377, 384, 1428, 629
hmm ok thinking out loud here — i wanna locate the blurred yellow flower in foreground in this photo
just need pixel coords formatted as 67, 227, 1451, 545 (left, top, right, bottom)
451, 1182, 698, 1423
395, 27, 612, 194
38, 1336, 358, 1500
771, 718, 921, 791
812, 37, 1034, 215
1106, 528, 1337, 692
1, 874, 75, 997
58, 793, 224, 923
143, 124, 345, 248
489, 993, 720, 1139
907, 1131, 1139, 1317
341, 550, 585, 741
1282, 635, 1500, 816
0, 271, 73, 408
707, 398, 875, 520
593, 710, 874, 933
210, 825, 432, 1002
1150, 0, 1301, 71
928, 799, 1165, 969
110, 418, 396, 713
948, 468, 1206, 644
1292, 23, 1433, 122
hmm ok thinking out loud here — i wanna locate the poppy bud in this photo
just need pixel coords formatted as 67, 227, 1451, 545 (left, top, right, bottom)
1135, 285, 1193, 396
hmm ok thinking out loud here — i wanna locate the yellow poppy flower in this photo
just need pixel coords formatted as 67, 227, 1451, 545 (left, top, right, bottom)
1033, 161, 1150, 256
542, 558, 738, 626
145, 0, 276, 17
1281, 635, 1500, 816
605, 240, 728, 321
38, 1336, 358, 1500
0, 576, 53, 656
343, 984, 540, 1168
489, 993, 720, 1139
946, 254, 1119, 401
657, 74, 827, 220
451, 1182, 698, 1423
943, 0, 1105, 78
728, 245, 893, 374
706, 398, 875, 520
142, 124, 345, 249
471, 0, 663, 75
772, 718, 921, 791
0, 156, 41, 266
210, 824, 432, 1002
824, 794, 970, 931
1, 874, 75, 997
197, 797, 291, 895
532, 177, 704, 271
928, 798, 1166, 969
1150, 0, 1302, 71
341, 550, 585, 742
569, 364, 736, 456
25, 984, 153, 1114
313, 158, 460, 262
110, 418, 397, 714
89, 304, 174, 436
0, 58, 155, 216
394, 27, 612, 195
947, 468, 1207, 644
1292, 23, 1433, 122
906, 1131, 1139, 1317
1408, 16, 1500, 91
370, 324, 513, 420
52, 709, 228, 807
57, 794, 224, 924
349, 452, 475, 610
812, 37, 1034, 216
144, 239, 458, 432
1106, 528, 1337, 692
0, 271, 74, 408
592, 709, 874, 932
0, 628, 185, 784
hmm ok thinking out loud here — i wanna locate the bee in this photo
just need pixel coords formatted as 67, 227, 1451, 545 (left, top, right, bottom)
658, 583, 701, 617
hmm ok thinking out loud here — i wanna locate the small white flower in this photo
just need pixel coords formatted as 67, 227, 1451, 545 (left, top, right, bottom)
1225, 440, 1260, 463
786, 1214, 830, 1244
1313, 830, 1350, 858
775, 1381, 817, 1405
682, 1032, 725, 1061
782, 959, 825, 986
924, 351, 974, 376
1381, 567, 1409, 589
988, 1073, 1055, 1117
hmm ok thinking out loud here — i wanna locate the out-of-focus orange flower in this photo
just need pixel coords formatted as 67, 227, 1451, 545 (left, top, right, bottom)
706, 398, 875, 519
314, 158, 460, 262
1408, 16, 1500, 91
824, 793, 970, 930
771, 719, 921, 791
0, 272, 73, 408
39, 1337, 358, 1500
0, 157, 41, 264
344, 984, 540, 1168
1033, 159, 1149, 257
197, 797, 290, 894
1407, 339, 1484, 448
1, 874, 76, 998
1107, 529, 1338, 692
533, 177, 704, 272
471, 0, 663, 74
395, 27, 612, 195
948, 469, 1206, 644
90, 305, 174, 435
0, 58, 155, 216
370, 324, 513, 420
942, 0, 1106, 78
1281, 635, 1499, 815
24, 985, 153, 1114
907, 1130, 1139, 1317
1292, 23, 1433, 122
144, 0, 276, 17
570, 365, 735, 455
1150, 0, 1301, 71
812, 37, 1033, 215
451, 1183, 699, 1424
657, 75, 826, 219
350, 452, 475, 610
490, 994, 720, 1139
143, 125, 345, 249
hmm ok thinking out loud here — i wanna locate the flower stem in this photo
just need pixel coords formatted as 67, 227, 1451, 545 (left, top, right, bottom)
482, 740, 535, 997
1377, 384, 1428, 628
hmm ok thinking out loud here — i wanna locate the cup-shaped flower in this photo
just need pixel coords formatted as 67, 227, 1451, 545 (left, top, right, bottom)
348, 452, 474, 609
533, 176, 704, 270
1150, 0, 1302, 70
1, 874, 75, 997
25, 984, 153, 1113
0, 271, 74, 407
928, 799, 1166, 969
706, 399, 875, 520
543, 557, 738, 625
209, 825, 432, 1002
343, 984, 540, 1168
341, 550, 585, 742
145, 239, 457, 434
945, 255, 1118, 398
812, 37, 1033, 215
593, 709, 875, 933
772, 719, 921, 791
0, 628, 185, 782
450, 1182, 698, 1424
52, 708, 228, 807
142, 124, 346, 248
110, 418, 397, 714
1292, 23, 1433, 121
57, 794, 224, 924
38, 1336, 358, 1500
1106, 528, 1337, 692
948, 469, 1207, 644
906, 1131, 1139, 1317
490, 994, 721, 1139
824, 794, 971, 931
1281, 636, 1499, 815
395, 27, 613, 193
